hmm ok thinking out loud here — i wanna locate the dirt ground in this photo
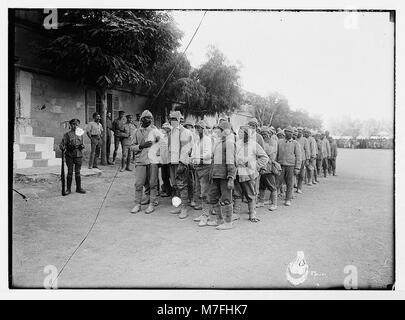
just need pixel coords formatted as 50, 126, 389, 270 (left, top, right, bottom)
11, 148, 394, 289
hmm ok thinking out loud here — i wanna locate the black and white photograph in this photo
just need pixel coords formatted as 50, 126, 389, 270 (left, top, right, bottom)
4, 0, 402, 297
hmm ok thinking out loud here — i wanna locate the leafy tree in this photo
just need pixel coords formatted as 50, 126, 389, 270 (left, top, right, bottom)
193, 47, 242, 116
40, 9, 182, 164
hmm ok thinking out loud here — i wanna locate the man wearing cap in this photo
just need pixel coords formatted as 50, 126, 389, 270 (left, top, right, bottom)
191, 120, 214, 226
130, 110, 156, 214
328, 136, 338, 176
121, 114, 136, 172
315, 132, 323, 178
277, 126, 301, 206
106, 111, 114, 165
86, 112, 103, 169
234, 125, 269, 222
112, 110, 126, 164
276, 128, 285, 140
296, 127, 310, 194
321, 132, 331, 177
305, 129, 318, 185
257, 126, 279, 211
183, 121, 196, 207
168, 111, 194, 219
160, 122, 172, 197
60, 118, 86, 194
206, 121, 237, 230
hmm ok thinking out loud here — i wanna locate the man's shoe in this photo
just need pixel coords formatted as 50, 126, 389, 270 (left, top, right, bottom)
256, 202, 264, 208
198, 215, 209, 227
269, 204, 278, 211
216, 222, 233, 230
125, 167, 133, 171
193, 214, 205, 222
107, 161, 114, 165
145, 204, 155, 214
120, 167, 125, 172
170, 207, 181, 214
65, 189, 71, 195
193, 205, 203, 210
285, 200, 291, 206
232, 214, 240, 221
190, 201, 196, 207
179, 207, 188, 219
131, 205, 141, 214
76, 188, 86, 194
297, 189, 303, 194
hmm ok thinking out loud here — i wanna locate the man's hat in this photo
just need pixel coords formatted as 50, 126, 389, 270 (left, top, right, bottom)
169, 110, 182, 121
162, 122, 172, 130
297, 127, 303, 132
247, 118, 259, 127
118, 110, 125, 114
269, 126, 276, 134
69, 118, 80, 125
140, 109, 153, 119
284, 126, 294, 133
183, 121, 194, 128
277, 128, 285, 136
195, 120, 207, 129
260, 126, 271, 135
219, 121, 232, 131
125, 114, 133, 119
293, 127, 298, 135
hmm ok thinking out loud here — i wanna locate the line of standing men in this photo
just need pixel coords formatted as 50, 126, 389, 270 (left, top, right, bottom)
127, 110, 338, 231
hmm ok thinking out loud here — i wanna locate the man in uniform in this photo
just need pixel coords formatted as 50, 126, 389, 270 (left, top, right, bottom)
106, 111, 114, 164
112, 110, 127, 164
277, 126, 301, 206
86, 112, 103, 169
60, 119, 86, 194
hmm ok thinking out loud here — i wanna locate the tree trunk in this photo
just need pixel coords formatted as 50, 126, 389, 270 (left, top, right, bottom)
98, 88, 107, 166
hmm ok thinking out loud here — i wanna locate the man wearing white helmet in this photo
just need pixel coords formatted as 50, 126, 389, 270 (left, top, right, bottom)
130, 110, 156, 214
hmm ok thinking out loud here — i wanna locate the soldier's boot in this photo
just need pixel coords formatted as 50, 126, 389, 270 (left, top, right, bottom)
178, 205, 189, 219
145, 203, 155, 214
248, 201, 260, 222
75, 175, 86, 194
194, 202, 210, 221
125, 161, 132, 171
198, 203, 211, 227
120, 158, 126, 172
232, 198, 242, 221
207, 203, 223, 226
66, 175, 73, 195
256, 188, 265, 208
269, 191, 278, 211
216, 203, 233, 230
170, 206, 181, 214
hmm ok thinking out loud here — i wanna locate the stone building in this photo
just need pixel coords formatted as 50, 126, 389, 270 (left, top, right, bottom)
13, 9, 149, 169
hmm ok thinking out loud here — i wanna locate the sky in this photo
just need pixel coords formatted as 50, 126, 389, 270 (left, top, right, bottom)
170, 10, 394, 128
